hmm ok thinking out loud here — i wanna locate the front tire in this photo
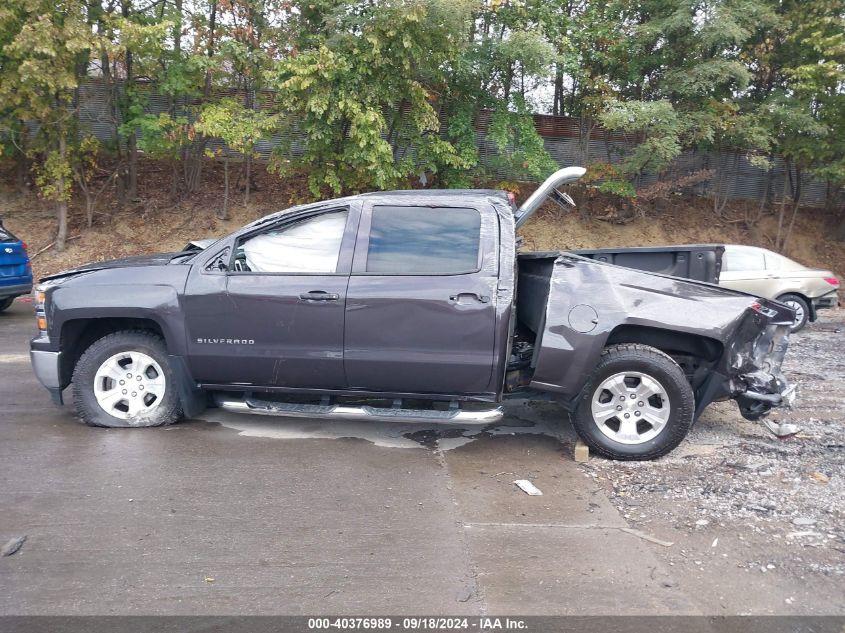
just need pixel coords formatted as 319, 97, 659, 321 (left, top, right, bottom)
572, 344, 694, 460
72, 330, 182, 428
0, 297, 14, 312
777, 293, 809, 332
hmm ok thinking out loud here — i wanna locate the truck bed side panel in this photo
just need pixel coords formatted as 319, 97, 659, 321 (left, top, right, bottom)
573, 244, 724, 284
520, 253, 757, 399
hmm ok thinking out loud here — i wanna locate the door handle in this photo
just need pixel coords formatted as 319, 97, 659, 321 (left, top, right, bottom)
449, 292, 490, 304
299, 291, 340, 302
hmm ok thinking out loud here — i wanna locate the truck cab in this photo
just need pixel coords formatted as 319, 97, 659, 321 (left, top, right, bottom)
30, 168, 797, 460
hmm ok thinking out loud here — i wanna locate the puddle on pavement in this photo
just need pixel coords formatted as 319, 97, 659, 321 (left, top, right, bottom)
196, 400, 570, 450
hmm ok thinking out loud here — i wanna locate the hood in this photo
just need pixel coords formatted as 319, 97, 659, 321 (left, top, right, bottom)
183, 238, 217, 251
40, 252, 181, 282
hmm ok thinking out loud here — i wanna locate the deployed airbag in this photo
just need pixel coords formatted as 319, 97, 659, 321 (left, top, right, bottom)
243, 211, 347, 273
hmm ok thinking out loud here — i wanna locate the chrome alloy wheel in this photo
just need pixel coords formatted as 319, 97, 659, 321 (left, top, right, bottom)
590, 371, 671, 445
783, 299, 805, 328
93, 351, 166, 420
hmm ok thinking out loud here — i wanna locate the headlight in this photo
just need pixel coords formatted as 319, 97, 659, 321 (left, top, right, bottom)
35, 285, 47, 331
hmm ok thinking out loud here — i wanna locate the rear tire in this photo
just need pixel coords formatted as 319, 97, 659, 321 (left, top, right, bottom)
72, 330, 182, 428
0, 297, 14, 312
776, 293, 809, 332
572, 344, 694, 460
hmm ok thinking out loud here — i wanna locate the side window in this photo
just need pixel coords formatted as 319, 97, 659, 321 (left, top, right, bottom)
204, 247, 231, 272
236, 210, 348, 274
723, 247, 765, 272
366, 206, 481, 274
764, 252, 782, 271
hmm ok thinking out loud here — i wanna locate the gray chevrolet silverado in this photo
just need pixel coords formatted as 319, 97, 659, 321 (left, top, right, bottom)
30, 167, 796, 459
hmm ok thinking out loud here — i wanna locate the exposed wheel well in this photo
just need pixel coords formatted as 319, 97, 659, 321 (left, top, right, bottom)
59, 318, 166, 388
605, 325, 723, 391
775, 291, 809, 302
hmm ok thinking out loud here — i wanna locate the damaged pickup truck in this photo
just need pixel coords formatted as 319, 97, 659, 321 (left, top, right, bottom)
29, 167, 797, 459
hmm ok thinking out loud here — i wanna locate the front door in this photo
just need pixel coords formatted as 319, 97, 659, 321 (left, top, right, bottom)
185, 206, 359, 389
343, 203, 499, 396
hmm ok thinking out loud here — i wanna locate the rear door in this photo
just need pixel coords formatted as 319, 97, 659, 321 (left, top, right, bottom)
343, 202, 499, 396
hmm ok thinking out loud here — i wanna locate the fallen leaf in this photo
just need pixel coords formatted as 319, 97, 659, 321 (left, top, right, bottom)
809, 472, 829, 484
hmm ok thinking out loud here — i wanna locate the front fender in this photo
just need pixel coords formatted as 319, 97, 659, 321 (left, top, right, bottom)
50, 284, 188, 356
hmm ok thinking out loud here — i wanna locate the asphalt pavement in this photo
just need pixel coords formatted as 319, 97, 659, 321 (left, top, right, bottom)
0, 298, 841, 616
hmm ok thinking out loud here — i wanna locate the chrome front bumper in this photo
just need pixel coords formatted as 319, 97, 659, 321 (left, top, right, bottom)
30, 350, 61, 389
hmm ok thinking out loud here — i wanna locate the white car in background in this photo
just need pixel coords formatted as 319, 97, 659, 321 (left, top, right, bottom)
719, 245, 840, 332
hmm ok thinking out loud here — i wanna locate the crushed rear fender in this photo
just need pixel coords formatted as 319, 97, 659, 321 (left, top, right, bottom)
521, 253, 796, 429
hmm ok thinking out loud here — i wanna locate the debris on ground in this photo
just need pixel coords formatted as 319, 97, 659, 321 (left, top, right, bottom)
514, 479, 543, 496
2, 535, 27, 556
581, 308, 845, 585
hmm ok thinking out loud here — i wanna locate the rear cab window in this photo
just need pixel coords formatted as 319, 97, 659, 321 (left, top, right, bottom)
361, 206, 482, 275
0, 227, 14, 242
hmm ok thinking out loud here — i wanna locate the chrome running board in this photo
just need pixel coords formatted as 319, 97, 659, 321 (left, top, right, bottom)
214, 395, 504, 425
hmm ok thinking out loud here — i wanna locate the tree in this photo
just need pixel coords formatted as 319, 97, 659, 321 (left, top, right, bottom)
0, 0, 96, 250
195, 98, 273, 218
266, 0, 475, 196
778, 0, 845, 243
599, 99, 684, 185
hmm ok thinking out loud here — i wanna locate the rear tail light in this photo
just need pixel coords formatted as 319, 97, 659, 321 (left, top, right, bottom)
823, 276, 839, 287
751, 301, 778, 318
21, 242, 27, 251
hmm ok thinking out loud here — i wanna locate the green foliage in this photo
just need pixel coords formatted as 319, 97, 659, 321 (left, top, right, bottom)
596, 179, 637, 199
130, 113, 191, 160
2, 0, 845, 224
33, 148, 73, 202
487, 100, 558, 182
439, 101, 481, 188
584, 163, 638, 199
599, 100, 684, 177
0, 0, 96, 227
266, 0, 475, 196
195, 99, 273, 158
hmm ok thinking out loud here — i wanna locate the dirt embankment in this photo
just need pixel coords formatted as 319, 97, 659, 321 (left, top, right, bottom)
1, 158, 843, 279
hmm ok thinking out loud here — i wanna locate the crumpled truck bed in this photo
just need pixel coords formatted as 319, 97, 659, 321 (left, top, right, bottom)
516, 251, 795, 420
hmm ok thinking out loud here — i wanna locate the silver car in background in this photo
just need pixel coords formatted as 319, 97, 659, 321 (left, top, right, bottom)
719, 245, 840, 332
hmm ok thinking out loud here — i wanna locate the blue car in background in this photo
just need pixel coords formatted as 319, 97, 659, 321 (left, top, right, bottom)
0, 219, 32, 312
